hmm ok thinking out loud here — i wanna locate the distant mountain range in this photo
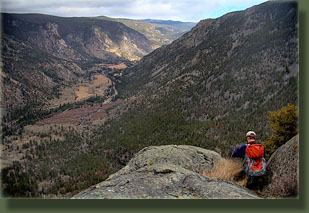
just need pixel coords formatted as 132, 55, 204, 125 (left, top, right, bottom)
140, 19, 197, 32
96, 16, 196, 49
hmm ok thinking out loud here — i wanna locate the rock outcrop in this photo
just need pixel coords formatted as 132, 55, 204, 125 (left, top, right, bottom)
73, 145, 260, 199
260, 134, 299, 198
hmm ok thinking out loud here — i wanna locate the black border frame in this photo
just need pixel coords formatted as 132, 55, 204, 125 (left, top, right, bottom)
1, 0, 308, 212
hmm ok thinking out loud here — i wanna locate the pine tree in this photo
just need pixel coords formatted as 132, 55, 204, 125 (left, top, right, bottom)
264, 103, 298, 159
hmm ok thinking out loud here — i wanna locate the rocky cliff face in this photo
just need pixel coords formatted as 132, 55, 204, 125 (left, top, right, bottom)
1, 34, 85, 116
2, 13, 152, 62
73, 145, 259, 199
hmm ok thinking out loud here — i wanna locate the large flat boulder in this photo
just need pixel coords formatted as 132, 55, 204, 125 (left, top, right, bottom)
73, 145, 260, 199
108, 145, 222, 179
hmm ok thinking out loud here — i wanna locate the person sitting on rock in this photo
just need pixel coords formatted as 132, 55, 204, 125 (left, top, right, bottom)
232, 131, 266, 189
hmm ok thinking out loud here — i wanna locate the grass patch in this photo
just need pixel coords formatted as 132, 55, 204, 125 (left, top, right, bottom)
76, 74, 111, 101
202, 158, 248, 187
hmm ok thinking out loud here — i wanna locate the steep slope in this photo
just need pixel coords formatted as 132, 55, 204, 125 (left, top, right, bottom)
1, 13, 194, 119
122, 1, 297, 102
1, 13, 156, 134
113, 1, 298, 150
117, 19, 196, 49
2, 13, 152, 62
1, 34, 86, 133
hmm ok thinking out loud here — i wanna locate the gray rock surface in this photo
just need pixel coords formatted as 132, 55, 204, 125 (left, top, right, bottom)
260, 134, 299, 197
73, 145, 260, 199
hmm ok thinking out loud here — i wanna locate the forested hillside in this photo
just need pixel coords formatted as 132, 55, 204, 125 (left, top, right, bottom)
108, 0, 298, 154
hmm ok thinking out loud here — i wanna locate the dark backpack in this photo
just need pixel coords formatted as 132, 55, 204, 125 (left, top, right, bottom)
243, 144, 266, 176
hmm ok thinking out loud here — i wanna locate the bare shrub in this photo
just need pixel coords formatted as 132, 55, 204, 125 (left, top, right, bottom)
202, 158, 248, 187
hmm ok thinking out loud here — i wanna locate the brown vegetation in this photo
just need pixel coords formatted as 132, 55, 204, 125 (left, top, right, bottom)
75, 74, 112, 101
202, 158, 248, 187
108, 63, 127, 69
36, 100, 122, 126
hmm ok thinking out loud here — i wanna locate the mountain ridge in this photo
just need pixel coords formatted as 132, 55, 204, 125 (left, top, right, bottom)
109, 0, 298, 155
2, 13, 152, 62
95, 16, 196, 49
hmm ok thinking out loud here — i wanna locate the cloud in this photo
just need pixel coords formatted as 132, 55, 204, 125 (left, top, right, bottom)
1, 0, 267, 22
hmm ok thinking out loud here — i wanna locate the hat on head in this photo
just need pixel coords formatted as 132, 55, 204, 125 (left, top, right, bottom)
246, 131, 256, 138
246, 131, 257, 144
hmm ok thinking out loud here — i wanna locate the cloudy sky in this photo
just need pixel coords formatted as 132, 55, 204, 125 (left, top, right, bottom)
1, 0, 268, 22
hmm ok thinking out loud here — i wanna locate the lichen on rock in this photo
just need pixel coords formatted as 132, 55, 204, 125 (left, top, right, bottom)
259, 134, 299, 198
73, 145, 260, 199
